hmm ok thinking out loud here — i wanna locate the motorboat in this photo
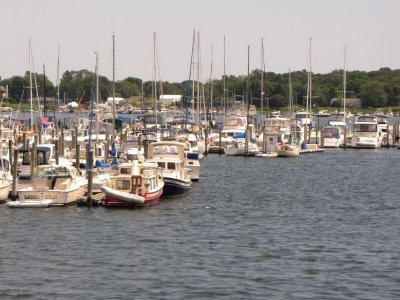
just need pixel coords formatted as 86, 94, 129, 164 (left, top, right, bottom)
9, 164, 87, 207
351, 115, 383, 148
101, 160, 164, 207
323, 125, 344, 148
146, 141, 192, 196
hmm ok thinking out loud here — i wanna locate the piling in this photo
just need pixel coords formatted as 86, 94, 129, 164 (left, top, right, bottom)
304, 125, 308, 145
86, 150, 94, 207
244, 128, 249, 157
71, 129, 76, 150
38, 127, 42, 144
61, 128, 65, 156
55, 138, 59, 165
204, 127, 208, 156
262, 126, 266, 153
8, 140, 12, 170
22, 132, 27, 149
219, 129, 222, 155
75, 144, 80, 171
11, 149, 18, 200
343, 126, 347, 148
320, 127, 324, 148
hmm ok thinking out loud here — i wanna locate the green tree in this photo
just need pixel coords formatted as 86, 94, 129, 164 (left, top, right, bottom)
359, 81, 387, 108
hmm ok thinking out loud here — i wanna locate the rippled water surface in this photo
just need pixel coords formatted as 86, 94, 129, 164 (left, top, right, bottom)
1, 149, 400, 299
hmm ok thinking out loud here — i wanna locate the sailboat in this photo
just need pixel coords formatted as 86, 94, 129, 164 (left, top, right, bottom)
277, 70, 300, 157
323, 47, 348, 148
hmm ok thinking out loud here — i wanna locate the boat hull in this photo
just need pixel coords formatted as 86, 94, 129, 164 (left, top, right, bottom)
163, 177, 192, 196
0, 180, 11, 202
277, 145, 300, 157
17, 185, 87, 206
101, 185, 163, 207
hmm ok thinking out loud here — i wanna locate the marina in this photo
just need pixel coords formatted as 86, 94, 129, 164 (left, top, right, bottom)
1, 1, 400, 298
1, 148, 400, 298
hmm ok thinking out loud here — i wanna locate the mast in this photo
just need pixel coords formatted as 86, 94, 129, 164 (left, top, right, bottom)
343, 46, 347, 123
309, 38, 312, 118
43, 64, 47, 117
153, 32, 158, 131
260, 38, 265, 125
56, 45, 60, 109
185, 30, 195, 130
223, 35, 226, 116
112, 33, 116, 143
196, 31, 200, 124
245, 45, 250, 156
289, 69, 296, 145
95, 52, 99, 146
29, 38, 33, 130
209, 44, 214, 112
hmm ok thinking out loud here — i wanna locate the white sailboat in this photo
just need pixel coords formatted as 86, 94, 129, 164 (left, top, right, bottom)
277, 70, 300, 157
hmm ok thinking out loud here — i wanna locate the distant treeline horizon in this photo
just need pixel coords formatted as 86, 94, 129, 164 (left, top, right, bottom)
1, 67, 400, 109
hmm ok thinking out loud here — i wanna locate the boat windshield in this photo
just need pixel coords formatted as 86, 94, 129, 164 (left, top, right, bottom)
154, 145, 180, 155
324, 128, 340, 138
353, 124, 377, 132
38, 166, 70, 178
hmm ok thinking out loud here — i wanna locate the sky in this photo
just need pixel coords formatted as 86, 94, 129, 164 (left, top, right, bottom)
1, 0, 399, 85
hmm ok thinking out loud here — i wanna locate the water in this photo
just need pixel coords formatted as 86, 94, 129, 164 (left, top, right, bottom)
1, 149, 400, 299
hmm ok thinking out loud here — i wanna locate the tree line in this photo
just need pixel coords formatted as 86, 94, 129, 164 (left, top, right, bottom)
2, 67, 400, 109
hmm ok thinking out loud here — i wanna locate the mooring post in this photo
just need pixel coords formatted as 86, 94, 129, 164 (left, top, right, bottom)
86, 150, 94, 207
219, 128, 222, 155
11, 149, 18, 200
8, 140, 13, 170
76, 144, 80, 172
55, 138, 59, 165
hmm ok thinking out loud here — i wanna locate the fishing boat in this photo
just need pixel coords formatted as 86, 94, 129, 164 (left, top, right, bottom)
146, 141, 192, 196
8, 164, 87, 208
101, 160, 164, 207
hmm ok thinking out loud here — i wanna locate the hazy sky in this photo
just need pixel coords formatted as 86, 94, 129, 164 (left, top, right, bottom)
1, 0, 399, 84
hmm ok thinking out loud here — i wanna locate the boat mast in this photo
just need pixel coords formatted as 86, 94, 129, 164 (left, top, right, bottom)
43, 64, 47, 117
112, 33, 116, 144
196, 31, 200, 124
260, 37, 265, 125
95, 52, 99, 146
29, 38, 33, 131
223, 35, 226, 116
209, 44, 214, 112
343, 46, 347, 123
185, 30, 195, 130
289, 68, 296, 144
56, 45, 60, 110
308, 38, 312, 120
153, 32, 158, 132
245, 45, 250, 156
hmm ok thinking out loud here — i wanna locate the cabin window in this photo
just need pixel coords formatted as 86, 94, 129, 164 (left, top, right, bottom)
120, 168, 130, 174
116, 180, 130, 190
157, 162, 165, 169
167, 162, 176, 170
353, 124, 377, 132
132, 176, 142, 188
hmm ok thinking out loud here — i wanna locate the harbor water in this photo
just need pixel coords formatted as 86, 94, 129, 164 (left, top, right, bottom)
1, 149, 400, 299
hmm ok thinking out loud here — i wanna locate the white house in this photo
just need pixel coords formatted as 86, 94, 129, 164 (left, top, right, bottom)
159, 95, 182, 106
106, 97, 126, 106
